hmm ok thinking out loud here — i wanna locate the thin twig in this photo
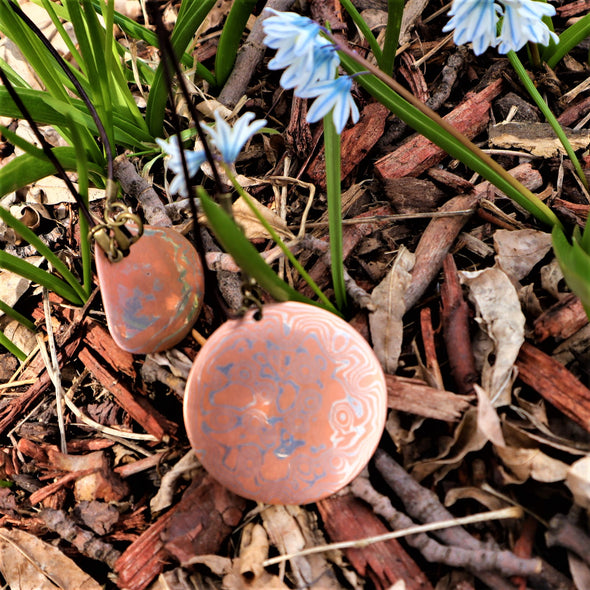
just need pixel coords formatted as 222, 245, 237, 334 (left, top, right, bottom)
263, 506, 523, 567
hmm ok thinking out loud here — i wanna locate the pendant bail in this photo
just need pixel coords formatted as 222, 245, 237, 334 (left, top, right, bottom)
90, 180, 144, 262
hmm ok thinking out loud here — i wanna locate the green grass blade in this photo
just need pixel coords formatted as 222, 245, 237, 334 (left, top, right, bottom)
0, 329, 27, 361
198, 188, 327, 309
324, 114, 347, 311
545, 13, 590, 69
0, 250, 83, 305
145, 0, 218, 137
382, 0, 404, 75
215, 0, 258, 86
0, 299, 36, 332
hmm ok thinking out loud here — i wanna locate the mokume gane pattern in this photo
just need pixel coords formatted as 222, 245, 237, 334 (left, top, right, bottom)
184, 301, 387, 505
96, 226, 205, 354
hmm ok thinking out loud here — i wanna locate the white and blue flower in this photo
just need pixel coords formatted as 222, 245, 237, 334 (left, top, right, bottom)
262, 9, 359, 134
443, 0, 558, 55
156, 136, 206, 197
299, 75, 360, 134
443, 0, 501, 55
202, 111, 267, 165
498, 0, 559, 53
157, 111, 266, 195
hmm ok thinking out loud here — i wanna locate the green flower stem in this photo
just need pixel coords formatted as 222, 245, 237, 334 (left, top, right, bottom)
223, 164, 340, 315
331, 38, 562, 230
508, 50, 588, 190
323, 114, 347, 311
382, 0, 404, 75
339, 0, 383, 65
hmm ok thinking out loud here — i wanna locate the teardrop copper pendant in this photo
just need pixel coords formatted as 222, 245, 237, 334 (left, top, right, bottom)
96, 226, 205, 354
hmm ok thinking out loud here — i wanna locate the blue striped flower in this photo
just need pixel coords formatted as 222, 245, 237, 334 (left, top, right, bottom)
499, 0, 559, 53
443, 0, 558, 55
262, 9, 359, 134
156, 136, 206, 197
157, 111, 266, 195
299, 75, 360, 134
202, 111, 267, 165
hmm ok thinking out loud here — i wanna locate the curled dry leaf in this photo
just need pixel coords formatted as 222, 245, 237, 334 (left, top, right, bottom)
474, 384, 506, 448
495, 446, 569, 484
566, 455, 590, 510
444, 486, 511, 512
231, 195, 294, 240
410, 409, 488, 482
0, 527, 102, 590
459, 266, 525, 407
369, 246, 415, 374
494, 228, 553, 282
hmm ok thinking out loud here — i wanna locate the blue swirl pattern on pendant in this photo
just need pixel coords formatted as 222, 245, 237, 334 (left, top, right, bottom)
96, 226, 205, 354
184, 301, 387, 505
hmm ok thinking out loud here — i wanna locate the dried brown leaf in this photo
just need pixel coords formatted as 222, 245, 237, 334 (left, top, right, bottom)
494, 228, 552, 282
369, 246, 415, 373
459, 267, 525, 406
0, 527, 102, 590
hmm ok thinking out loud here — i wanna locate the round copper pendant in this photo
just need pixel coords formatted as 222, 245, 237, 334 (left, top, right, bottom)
184, 301, 387, 505
96, 226, 205, 354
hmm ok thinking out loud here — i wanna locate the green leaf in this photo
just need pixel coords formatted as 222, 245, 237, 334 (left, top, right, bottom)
0, 329, 27, 361
0, 250, 83, 305
145, 0, 218, 137
198, 188, 322, 308
0, 147, 102, 197
215, 0, 258, 86
0, 299, 35, 332
545, 13, 590, 69
552, 226, 590, 319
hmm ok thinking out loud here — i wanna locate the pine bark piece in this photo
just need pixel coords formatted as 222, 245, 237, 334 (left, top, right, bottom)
489, 122, 590, 158
557, 0, 590, 18
516, 341, 590, 433
79, 347, 177, 441
441, 255, 478, 394
386, 375, 471, 421
162, 474, 247, 564
375, 79, 503, 180
420, 307, 444, 389
533, 293, 588, 342
0, 335, 81, 436
404, 163, 543, 312
307, 102, 389, 188
317, 494, 434, 590
83, 319, 136, 379
114, 509, 174, 590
